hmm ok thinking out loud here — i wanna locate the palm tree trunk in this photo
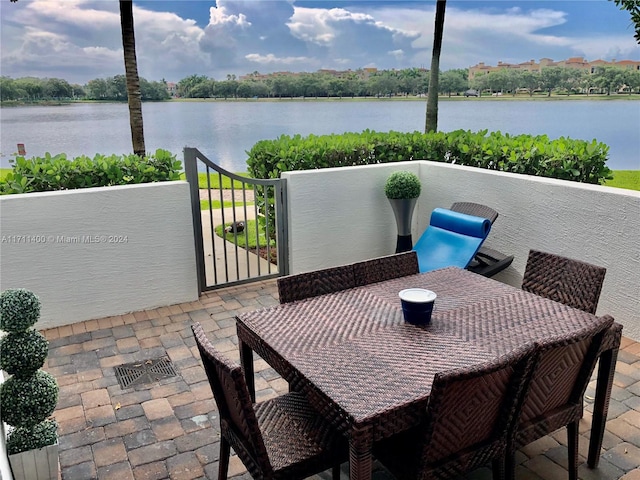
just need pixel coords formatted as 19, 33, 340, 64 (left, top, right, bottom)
425, 0, 446, 133
119, 0, 145, 157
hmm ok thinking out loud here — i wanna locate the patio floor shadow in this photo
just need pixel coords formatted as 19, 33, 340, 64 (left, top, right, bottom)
41, 279, 640, 480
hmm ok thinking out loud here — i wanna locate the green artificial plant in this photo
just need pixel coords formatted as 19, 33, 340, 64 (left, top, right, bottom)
0, 288, 59, 455
384, 171, 422, 199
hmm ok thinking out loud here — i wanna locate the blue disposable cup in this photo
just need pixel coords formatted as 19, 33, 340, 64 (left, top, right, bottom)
399, 288, 437, 324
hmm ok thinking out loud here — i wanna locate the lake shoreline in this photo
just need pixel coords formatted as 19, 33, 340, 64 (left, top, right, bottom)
2, 93, 639, 108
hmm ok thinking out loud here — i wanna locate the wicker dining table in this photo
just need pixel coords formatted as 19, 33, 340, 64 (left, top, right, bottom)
235, 267, 622, 480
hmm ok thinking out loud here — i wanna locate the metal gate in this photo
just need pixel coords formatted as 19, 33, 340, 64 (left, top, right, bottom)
184, 147, 288, 292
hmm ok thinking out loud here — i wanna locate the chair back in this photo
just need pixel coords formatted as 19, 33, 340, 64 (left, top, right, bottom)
450, 202, 499, 224
277, 264, 355, 303
412, 208, 492, 273
353, 251, 419, 286
191, 323, 273, 476
417, 343, 537, 476
522, 250, 606, 314
517, 315, 614, 440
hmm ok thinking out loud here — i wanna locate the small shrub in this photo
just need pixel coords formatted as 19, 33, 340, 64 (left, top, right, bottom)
384, 171, 421, 199
6, 419, 58, 455
0, 370, 59, 428
0, 330, 49, 378
0, 288, 41, 333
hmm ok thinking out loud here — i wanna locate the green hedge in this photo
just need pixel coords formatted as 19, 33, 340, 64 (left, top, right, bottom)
246, 129, 612, 184
246, 129, 611, 241
0, 149, 182, 195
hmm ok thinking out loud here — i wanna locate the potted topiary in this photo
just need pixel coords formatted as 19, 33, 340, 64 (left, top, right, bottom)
384, 171, 422, 253
0, 289, 59, 480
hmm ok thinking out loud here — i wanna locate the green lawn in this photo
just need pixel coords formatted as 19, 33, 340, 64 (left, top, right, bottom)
604, 170, 640, 191
200, 199, 254, 210
214, 219, 268, 248
179, 171, 250, 189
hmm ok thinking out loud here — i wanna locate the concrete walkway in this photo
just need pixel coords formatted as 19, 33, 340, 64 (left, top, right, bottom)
42, 280, 640, 480
200, 207, 276, 287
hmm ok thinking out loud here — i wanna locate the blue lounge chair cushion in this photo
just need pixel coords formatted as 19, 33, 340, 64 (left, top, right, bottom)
412, 208, 492, 273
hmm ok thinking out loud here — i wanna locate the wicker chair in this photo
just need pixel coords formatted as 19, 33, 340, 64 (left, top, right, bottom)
277, 264, 355, 303
506, 315, 615, 480
353, 251, 419, 286
450, 202, 514, 278
521, 250, 607, 314
450, 202, 499, 224
191, 323, 347, 479
373, 343, 538, 480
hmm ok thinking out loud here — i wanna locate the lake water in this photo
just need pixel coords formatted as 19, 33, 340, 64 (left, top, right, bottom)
1, 100, 639, 171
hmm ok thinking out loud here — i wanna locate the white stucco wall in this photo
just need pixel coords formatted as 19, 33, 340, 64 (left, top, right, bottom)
283, 162, 640, 340
0, 181, 198, 330
0, 372, 12, 480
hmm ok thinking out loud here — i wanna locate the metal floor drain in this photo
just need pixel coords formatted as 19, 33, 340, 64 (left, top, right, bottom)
114, 357, 178, 389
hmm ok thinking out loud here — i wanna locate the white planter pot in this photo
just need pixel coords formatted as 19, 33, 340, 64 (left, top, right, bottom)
8, 442, 58, 480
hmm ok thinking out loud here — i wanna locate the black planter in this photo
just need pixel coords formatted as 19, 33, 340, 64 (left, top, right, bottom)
388, 198, 418, 253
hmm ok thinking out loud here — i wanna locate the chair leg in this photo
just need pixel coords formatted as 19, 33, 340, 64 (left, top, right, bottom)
331, 464, 341, 480
504, 451, 516, 480
491, 457, 505, 480
218, 436, 231, 480
567, 422, 579, 480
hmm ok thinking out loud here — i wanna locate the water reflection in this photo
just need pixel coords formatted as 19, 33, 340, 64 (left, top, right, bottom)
1, 100, 638, 171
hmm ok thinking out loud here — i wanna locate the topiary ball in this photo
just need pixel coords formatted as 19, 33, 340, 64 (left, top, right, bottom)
6, 418, 58, 455
0, 370, 58, 429
384, 171, 422, 199
0, 330, 49, 378
0, 289, 41, 333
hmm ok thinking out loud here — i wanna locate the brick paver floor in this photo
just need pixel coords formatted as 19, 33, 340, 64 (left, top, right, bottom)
41, 279, 640, 480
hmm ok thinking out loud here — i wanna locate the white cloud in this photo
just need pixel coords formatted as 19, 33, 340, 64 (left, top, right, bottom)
287, 6, 416, 47
245, 53, 310, 65
209, 4, 251, 28
0, 0, 637, 83
566, 34, 640, 60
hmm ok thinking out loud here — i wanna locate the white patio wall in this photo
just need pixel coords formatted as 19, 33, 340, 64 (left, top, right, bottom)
0, 372, 11, 480
282, 162, 640, 340
0, 181, 198, 330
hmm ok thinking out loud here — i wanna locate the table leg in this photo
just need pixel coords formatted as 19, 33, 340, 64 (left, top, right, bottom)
349, 426, 373, 480
239, 338, 255, 403
588, 345, 620, 468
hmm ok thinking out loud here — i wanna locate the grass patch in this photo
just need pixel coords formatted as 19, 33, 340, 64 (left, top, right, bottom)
214, 219, 269, 248
200, 199, 254, 210
605, 170, 640, 191
179, 171, 249, 189
201, 199, 232, 210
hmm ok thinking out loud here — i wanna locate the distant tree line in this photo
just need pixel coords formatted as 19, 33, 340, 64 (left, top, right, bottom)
2, 65, 639, 103
0, 76, 85, 101
470, 66, 640, 96
0, 75, 169, 102
177, 68, 435, 99
177, 66, 640, 99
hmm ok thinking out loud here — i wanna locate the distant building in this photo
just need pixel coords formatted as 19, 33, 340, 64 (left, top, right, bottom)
239, 68, 380, 82
468, 57, 640, 80
166, 82, 177, 97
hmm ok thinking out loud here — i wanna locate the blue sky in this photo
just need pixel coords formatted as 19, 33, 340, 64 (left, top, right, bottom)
1, 0, 638, 84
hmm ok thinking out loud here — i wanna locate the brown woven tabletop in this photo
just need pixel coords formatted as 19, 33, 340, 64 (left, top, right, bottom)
236, 266, 621, 480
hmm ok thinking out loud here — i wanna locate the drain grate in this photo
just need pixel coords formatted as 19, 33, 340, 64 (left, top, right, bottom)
114, 357, 178, 389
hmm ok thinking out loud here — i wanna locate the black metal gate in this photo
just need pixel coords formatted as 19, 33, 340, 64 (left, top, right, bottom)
184, 147, 288, 292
